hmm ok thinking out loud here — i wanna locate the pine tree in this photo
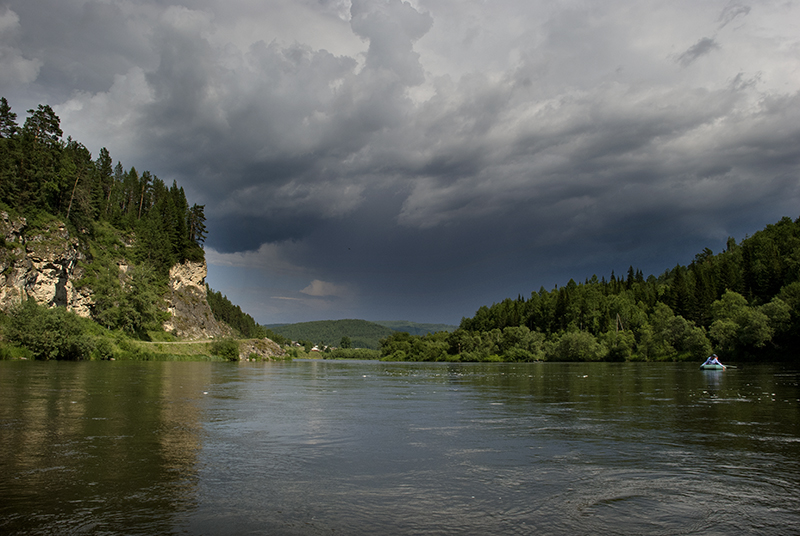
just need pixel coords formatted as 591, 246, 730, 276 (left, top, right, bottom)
95, 147, 114, 216
23, 104, 62, 146
188, 204, 207, 245
0, 97, 18, 138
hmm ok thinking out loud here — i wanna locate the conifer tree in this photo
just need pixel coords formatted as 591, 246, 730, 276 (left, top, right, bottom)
0, 97, 18, 138
95, 147, 114, 216
23, 104, 62, 146
188, 204, 207, 245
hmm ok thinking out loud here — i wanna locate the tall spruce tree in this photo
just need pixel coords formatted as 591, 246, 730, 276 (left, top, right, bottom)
0, 97, 18, 138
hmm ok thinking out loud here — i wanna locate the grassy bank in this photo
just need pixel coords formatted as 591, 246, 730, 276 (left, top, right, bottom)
1, 339, 292, 362
126, 340, 224, 361
117, 338, 293, 362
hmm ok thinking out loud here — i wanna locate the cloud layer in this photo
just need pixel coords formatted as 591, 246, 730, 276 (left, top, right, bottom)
2, 0, 799, 323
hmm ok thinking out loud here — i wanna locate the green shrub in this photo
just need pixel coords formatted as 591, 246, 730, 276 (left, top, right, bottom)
550, 331, 607, 362
0, 344, 33, 360
210, 338, 240, 361
7, 299, 94, 360
91, 338, 115, 360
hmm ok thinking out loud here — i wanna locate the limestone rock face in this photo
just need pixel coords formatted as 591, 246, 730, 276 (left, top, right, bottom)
0, 213, 270, 346
0, 212, 91, 316
163, 260, 233, 340
238, 338, 286, 360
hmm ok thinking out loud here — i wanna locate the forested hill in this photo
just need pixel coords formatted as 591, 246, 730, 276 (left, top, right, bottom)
0, 98, 271, 360
380, 216, 800, 363
0, 99, 208, 336
0, 100, 206, 276
271, 319, 396, 349
374, 321, 457, 336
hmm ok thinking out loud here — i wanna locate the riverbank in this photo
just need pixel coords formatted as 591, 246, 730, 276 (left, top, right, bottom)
0, 332, 292, 362
123, 338, 292, 361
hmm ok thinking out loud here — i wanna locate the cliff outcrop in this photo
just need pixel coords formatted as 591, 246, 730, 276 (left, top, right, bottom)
0, 212, 92, 316
238, 338, 286, 360
0, 213, 256, 345
163, 260, 233, 340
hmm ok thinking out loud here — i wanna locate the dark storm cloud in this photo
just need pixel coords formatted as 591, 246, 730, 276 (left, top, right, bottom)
677, 37, 720, 67
718, 4, 751, 28
351, 0, 432, 83
1, 1, 155, 100
4, 0, 800, 323
110, 0, 437, 240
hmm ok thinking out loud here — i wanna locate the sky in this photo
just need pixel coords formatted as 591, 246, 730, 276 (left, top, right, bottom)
2, 0, 799, 326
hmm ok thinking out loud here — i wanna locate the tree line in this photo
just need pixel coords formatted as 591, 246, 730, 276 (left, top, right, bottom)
206, 286, 288, 344
0, 98, 206, 276
380, 216, 800, 363
270, 319, 396, 350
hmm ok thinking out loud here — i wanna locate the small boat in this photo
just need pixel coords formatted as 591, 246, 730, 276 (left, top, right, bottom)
700, 354, 732, 370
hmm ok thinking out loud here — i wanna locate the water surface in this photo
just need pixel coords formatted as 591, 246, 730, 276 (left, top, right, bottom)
1, 360, 798, 535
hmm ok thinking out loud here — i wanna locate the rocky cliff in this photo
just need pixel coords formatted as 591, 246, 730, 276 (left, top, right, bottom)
0, 212, 93, 316
0, 212, 253, 344
238, 338, 286, 360
163, 260, 234, 340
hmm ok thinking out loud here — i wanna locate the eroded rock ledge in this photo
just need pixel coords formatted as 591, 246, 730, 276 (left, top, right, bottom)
163, 260, 233, 340
238, 338, 286, 360
0, 212, 92, 316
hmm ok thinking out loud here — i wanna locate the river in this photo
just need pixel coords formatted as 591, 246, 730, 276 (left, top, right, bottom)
1, 360, 798, 535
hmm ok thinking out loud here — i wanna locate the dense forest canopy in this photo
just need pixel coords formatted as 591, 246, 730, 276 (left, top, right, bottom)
373, 320, 457, 336
379, 217, 800, 363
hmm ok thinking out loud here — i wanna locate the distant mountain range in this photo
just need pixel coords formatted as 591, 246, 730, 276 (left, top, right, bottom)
267, 319, 456, 349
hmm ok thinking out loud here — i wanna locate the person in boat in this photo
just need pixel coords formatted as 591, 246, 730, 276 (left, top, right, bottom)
703, 354, 722, 366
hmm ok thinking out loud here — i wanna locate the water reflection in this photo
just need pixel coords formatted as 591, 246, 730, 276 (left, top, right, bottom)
1, 360, 799, 535
0, 362, 209, 535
